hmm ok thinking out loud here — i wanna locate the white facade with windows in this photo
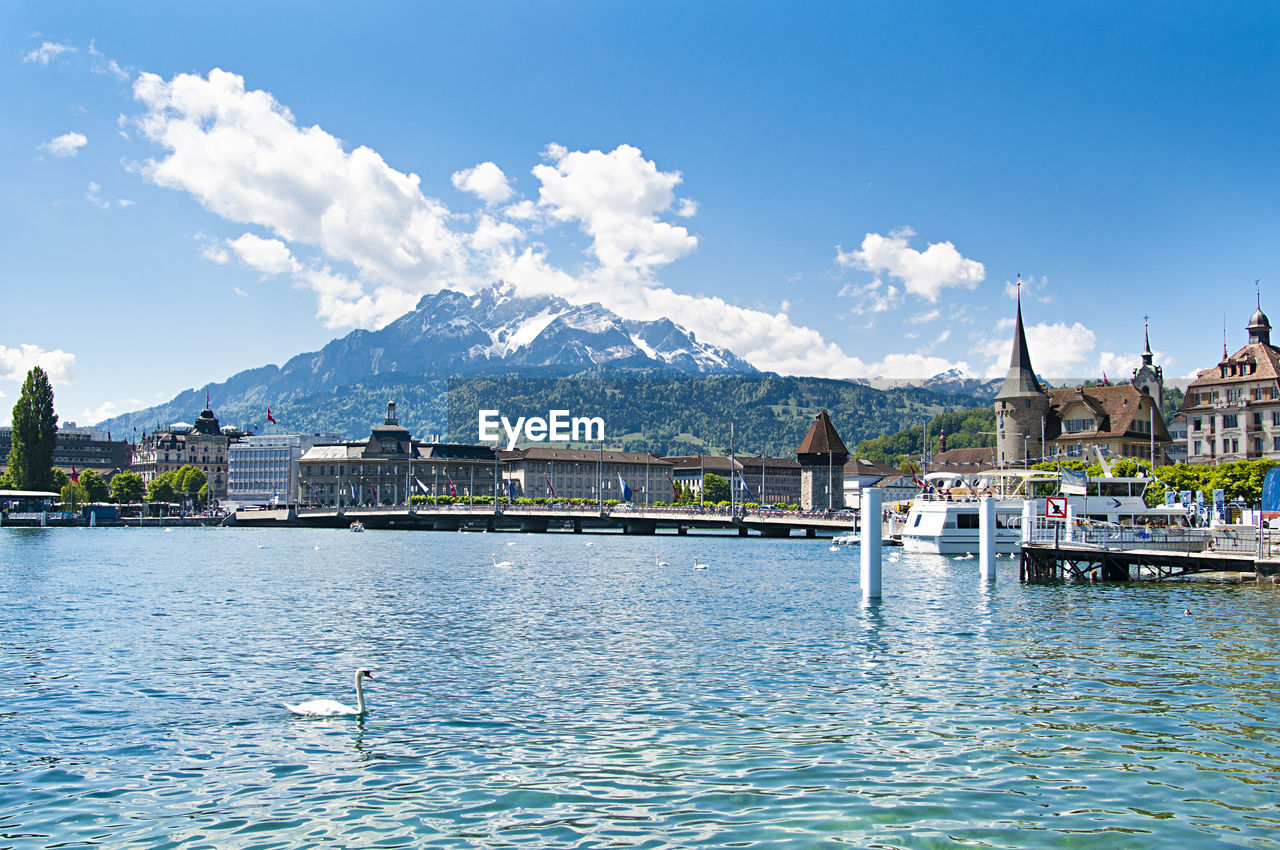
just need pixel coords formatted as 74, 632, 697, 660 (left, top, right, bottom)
227, 433, 341, 507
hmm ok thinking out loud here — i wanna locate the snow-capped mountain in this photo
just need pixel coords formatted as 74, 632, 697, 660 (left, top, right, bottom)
290, 283, 755, 384
99, 283, 754, 435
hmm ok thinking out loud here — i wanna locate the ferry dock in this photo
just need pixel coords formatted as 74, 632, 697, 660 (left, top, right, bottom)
1019, 521, 1280, 581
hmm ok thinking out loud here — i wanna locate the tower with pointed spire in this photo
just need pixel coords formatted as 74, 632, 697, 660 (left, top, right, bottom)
1131, 316, 1164, 410
994, 283, 1051, 467
795, 410, 849, 511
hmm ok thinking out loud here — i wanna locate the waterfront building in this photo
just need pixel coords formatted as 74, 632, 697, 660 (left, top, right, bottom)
993, 295, 1171, 467
1165, 413, 1188, 464
1046, 384, 1170, 464
498, 448, 674, 504
298, 402, 498, 506
667, 455, 802, 506
843, 458, 917, 509
797, 410, 849, 511
130, 406, 229, 499
1131, 319, 1165, 410
1180, 301, 1280, 465
0, 422, 132, 478
226, 433, 342, 507
994, 292, 1052, 467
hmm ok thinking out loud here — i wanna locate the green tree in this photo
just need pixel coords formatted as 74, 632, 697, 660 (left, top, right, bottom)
110, 471, 145, 504
50, 467, 70, 490
0, 470, 13, 490
7, 366, 58, 490
60, 480, 88, 510
78, 469, 109, 503
702, 473, 730, 503
148, 470, 177, 503
173, 465, 207, 503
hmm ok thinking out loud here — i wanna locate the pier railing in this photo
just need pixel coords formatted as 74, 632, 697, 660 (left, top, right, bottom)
1025, 517, 1263, 557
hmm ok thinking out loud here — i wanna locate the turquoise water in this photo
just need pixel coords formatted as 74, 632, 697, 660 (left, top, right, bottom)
1, 527, 1279, 848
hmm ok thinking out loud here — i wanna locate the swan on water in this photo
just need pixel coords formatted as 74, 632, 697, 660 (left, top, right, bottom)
492, 554, 514, 568
655, 555, 669, 567
314, 542, 321, 551
256, 541, 264, 549
284, 669, 374, 717
693, 557, 708, 570
829, 545, 840, 552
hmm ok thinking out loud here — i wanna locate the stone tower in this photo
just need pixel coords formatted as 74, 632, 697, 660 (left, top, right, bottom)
994, 290, 1051, 467
796, 409, 850, 511
1131, 318, 1164, 410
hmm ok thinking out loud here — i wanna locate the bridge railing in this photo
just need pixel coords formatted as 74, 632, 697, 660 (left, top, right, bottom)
1025, 517, 1260, 556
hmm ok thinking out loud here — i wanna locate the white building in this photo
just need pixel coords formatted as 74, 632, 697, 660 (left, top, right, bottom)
227, 433, 341, 507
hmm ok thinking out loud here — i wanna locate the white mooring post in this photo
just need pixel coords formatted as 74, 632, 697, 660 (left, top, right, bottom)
979, 496, 996, 581
89, 510, 96, 528
40, 510, 47, 527
1021, 499, 1035, 546
1065, 504, 1075, 543
861, 487, 883, 599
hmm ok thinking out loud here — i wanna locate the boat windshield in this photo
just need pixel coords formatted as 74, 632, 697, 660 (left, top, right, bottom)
1090, 478, 1148, 499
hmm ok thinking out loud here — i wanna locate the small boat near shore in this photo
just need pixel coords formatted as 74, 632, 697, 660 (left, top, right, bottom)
349, 521, 365, 532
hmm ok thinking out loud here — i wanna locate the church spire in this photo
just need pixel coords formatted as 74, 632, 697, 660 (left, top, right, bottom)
995, 276, 1048, 401
1141, 315, 1153, 366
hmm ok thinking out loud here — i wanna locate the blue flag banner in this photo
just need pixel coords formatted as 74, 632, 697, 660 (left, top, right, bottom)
618, 474, 633, 502
507, 479, 516, 499
1164, 490, 1177, 506
1180, 491, 1193, 515
1262, 467, 1280, 522
738, 472, 752, 500
1213, 488, 1226, 521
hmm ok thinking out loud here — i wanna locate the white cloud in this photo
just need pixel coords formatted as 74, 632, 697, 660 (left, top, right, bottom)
228, 233, 298, 276
533, 143, 697, 280
867, 352, 972, 380
129, 68, 979, 379
41, 131, 87, 157
88, 39, 129, 82
86, 181, 107, 209
977, 320, 1098, 378
836, 226, 985, 302
1004, 274, 1052, 302
0, 344, 76, 382
80, 400, 117, 424
909, 309, 941, 324
133, 68, 470, 325
838, 279, 901, 314
675, 198, 698, 217
24, 41, 75, 65
233, 286, 248, 297
451, 161, 514, 204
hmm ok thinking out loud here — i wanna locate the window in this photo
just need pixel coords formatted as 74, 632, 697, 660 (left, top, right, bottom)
1227, 388, 1243, 402
1194, 440, 1202, 455
1231, 439, 1240, 453
1223, 414, 1239, 429
1064, 418, 1095, 434
1256, 413, 1265, 426
957, 513, 980, 529
1193, 418, 1202, 431
1256, 438, 1265, 454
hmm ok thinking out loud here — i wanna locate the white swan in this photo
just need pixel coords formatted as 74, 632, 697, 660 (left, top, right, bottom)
829, 545, 840, 552
656, 555, 669, 567
492, 554, 514, 568
314, 542, 321, 551
693, 557, 708, 570
284, 669, 373, 717
256, 541, 264, 549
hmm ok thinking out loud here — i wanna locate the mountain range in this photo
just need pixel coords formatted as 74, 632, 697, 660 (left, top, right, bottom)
97, 283, 999, 453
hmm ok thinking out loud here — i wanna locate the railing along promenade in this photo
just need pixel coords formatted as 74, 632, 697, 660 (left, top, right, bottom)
1021, 516, 1278, 580
235, 502, 861, 537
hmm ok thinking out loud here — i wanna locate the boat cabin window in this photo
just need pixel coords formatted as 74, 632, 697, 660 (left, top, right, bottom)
957, 513, 980, 529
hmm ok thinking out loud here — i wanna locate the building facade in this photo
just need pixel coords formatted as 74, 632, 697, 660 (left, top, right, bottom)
130, 406, 230, 499
1047, 385, 1170, 463
667, 455, 802, 506
499, 448, 673, 503
0, 422, 132, 477
1180, 303, 1280, 464
994, 292, 1052, 467
226, 433, 342, 506
298, 402, 499, 507
796, 410, 849, 511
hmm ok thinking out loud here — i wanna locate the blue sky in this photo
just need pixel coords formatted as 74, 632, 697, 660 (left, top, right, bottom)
3, 1, 1278, 426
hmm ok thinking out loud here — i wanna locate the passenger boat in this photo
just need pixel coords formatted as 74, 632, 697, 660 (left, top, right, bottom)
900, 469, 1159, 555
349, 521, 365, 532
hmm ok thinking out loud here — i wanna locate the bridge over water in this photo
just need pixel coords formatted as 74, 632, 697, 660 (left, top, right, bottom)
233, 504, 861, 537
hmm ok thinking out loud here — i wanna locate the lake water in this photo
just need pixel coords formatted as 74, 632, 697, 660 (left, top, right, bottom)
1, 526, 1278, 848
